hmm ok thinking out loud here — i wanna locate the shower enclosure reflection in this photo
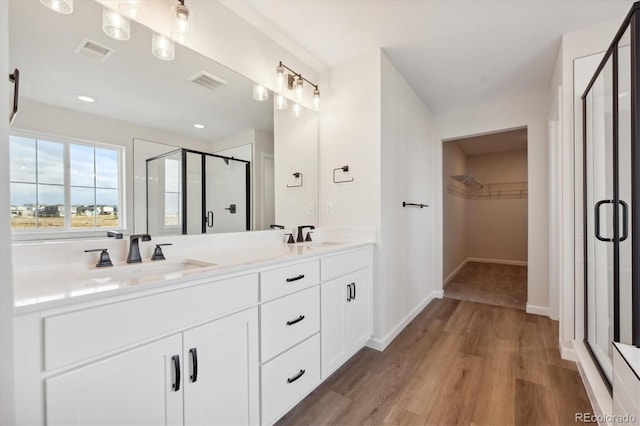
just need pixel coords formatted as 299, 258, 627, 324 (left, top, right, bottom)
146, 149, 249, 235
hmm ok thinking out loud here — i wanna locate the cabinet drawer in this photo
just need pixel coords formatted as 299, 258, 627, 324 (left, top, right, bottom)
261, 334, 320, 425
261, 286, 319, 362
44, 274, 258, 371
321, 247, 372, 281
260, 260, 320, 302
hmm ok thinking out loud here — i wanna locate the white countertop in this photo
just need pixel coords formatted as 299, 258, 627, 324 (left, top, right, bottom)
13, 240, 373, 314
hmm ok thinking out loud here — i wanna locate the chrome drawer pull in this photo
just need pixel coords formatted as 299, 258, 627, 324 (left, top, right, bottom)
286, 315, 305, 326
287, 369, 305, 383
286, 274, 305, 282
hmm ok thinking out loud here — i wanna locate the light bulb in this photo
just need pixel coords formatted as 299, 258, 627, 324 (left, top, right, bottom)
312, 88, 320, 111
119, 0, 143, 19
40, 0, 73, 14
276, 65, 286, 92
171, 2, 191, 44
103, 7, 130, 41
290, 102, 302, 118
253, 83, 269, 101
294, 77, 304, 102
152, 33, 175, 61
274, 93, 288, 110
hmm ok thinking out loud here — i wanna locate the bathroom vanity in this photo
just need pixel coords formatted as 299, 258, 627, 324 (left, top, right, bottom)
13, 241, 373, 425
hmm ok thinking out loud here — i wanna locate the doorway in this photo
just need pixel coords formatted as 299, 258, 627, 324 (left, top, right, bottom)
442, 127, 528, 310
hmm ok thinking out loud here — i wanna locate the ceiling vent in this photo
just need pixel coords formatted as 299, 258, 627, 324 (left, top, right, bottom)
188, 71, 228, 90
74, 38, 114, 62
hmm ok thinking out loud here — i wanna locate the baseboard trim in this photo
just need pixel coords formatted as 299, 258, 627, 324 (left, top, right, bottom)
366, 291, 439, 352
561, 342, 577, 362
526, 304, 550, 317
443, 260, 468, 287
467, 257, 528, 266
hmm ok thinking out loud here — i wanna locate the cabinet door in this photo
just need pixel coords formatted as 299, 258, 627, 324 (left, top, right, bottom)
46, 334, 183, 426
345, 269, 370, 356
183, 308, 259, 425
320, 276, 348, 378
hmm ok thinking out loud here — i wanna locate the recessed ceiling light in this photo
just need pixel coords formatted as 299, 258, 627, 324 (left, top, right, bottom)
77, 95, 96, 103
193, 124, 205, 129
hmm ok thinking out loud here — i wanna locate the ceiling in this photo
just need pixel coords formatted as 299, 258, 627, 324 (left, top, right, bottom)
448, 127, 527, 156
10, 0, 273, 142
221, 0, 633, 113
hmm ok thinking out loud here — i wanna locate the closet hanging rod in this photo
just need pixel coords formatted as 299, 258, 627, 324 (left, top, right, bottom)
403, 202, 429, 208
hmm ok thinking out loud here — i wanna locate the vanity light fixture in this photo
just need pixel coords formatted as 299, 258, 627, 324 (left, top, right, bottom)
118, 0, 143, 19
274, 93, 288, 110
253, 83, 269, 101
193, 124, 205, 129
40, 0, 73, 14
290, 102, 302, 118
273, 61, 320, 112
171, 0, 191, 44
152, 32, 175, 61
103, 7, 131, 41
77, 95, 96, 103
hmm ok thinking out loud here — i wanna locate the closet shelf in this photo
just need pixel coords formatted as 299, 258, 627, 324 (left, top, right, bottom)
448, 179, 528, 200
451, 174, 484, 189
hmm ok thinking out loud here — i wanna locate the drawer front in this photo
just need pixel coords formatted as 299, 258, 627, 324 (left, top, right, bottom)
44, 273, 258, 371
261, 286, 320, 362
261, 334, 320, 425
321, 247, 372, 281
261, 260, 320, 302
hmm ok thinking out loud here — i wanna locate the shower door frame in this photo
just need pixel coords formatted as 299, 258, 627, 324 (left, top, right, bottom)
581, 1, 640, 390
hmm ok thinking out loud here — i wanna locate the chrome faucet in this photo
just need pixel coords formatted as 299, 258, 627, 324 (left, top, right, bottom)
127, 234, 151, 263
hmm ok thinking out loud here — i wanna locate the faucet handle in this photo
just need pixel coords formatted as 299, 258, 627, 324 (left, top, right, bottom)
305, 231, 314, 242
284, 233, 295, 244
151, 243, 172, 261
85, 248, 113, 267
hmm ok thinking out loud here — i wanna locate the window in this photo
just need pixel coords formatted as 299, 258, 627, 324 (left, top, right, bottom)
10, 134, 123, 233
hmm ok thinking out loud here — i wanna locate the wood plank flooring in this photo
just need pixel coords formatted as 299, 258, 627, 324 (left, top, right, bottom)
276, 298, 592, 426
444, 262, 527, 310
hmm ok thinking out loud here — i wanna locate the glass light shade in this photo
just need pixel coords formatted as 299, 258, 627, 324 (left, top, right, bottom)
290, 102, 302, 118
40, 0, 73, 14
253, 83, 269, 101
152, 33, 175, 61
170, 3, 191, 44
312, 88, 320, 111
275, 65, 286, 92
118, 0, 143, 19
103, 7, 130, 41
274, 93, 288, 110
294, 78, 304, 102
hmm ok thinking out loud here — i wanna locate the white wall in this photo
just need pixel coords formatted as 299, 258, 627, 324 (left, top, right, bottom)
433, 91, 550, 313
466, 150, 528, 263
0, 0, 15, 422
377, 52, 436, 348
442, 142, 468, 280
274, 109, 318, 229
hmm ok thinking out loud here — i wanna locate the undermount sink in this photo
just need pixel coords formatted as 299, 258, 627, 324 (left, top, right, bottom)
85, 259, 216, 285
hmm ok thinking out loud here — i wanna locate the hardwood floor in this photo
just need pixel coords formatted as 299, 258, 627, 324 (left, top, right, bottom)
444, 262, 527, 310
276, 298, 592, 426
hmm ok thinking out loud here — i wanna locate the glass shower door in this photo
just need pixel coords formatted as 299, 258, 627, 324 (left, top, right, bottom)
585, 57, 615, 382
204, 155, 248, 234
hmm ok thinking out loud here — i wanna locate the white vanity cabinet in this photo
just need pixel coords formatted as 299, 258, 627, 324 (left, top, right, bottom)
320, 247, 373, 378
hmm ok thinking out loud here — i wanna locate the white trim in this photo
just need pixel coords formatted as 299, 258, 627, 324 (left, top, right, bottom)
365, 291, 440, 352
443, 259, 468, 287
526, 304, 550, 317
561, 342, 577, 362
467, 257, 528, 266
573, 340, 612, 422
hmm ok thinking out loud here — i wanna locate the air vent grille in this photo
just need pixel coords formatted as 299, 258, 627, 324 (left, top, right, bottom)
188, 71, 228, 90
74, 38, 114, 62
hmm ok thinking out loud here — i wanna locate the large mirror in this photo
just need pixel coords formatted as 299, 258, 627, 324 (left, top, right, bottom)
9, 0, 318, 238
